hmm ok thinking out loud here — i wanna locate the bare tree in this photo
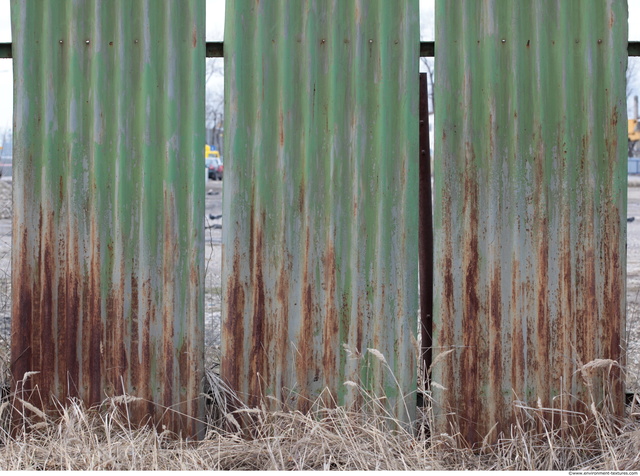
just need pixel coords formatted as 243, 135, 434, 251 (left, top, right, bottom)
205, 58, 224, 153
206, 89, 224, 152
628, 58, 639, 99
206, 58, 223, 86
420, 57, 435, 112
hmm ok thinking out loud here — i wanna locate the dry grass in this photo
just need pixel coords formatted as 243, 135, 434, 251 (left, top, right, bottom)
0, 364, 639, 470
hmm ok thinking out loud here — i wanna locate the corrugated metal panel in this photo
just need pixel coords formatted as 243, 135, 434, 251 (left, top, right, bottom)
11, 0, 205, 438
433, 0, 627, 445
222, 0, 419, 424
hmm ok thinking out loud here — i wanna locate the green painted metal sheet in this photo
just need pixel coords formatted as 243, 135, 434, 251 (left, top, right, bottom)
222, 0, 419, 424
11, 0, 205, 438
433, 0, 628, 445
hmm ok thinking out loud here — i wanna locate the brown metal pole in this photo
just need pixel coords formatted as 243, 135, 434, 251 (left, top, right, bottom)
419, 73, 433, 382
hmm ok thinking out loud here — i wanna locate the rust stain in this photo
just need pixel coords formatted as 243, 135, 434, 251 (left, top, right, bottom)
162, 196, 176, 412
534, 141, 550, 412
489, 261, 502, 434
192, 25, 197, 48
140, 277, 154, 419
249, 213, 266, 407
12, 226, 33, 392
65, 266, 80, 398
556, 177, 572, 417
279, 111, 284, 147
56, 229, 68, 395
510, 260, 524, 399
105, 288, 117, 397
163, 314, 175, 410
297, 227, 314, 413
30, 210, 44, 395
129, 274, 139, 394
438, 171, 455, 410
322, 244, 338, 398
460, 148, 482, 441
106, 259, 127, 398
40, 211, 55, 399
177, 338, 191, 431
222, 238, 245, 394
298, 177, 305, 214
276, 252, 291, 401
88, 214, 102, 405
603, 205, 623, 414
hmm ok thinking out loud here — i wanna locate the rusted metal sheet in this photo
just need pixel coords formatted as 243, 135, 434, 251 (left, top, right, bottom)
433, 0, 628, 445
222, 0, 419, 424
11, 0, 205, 438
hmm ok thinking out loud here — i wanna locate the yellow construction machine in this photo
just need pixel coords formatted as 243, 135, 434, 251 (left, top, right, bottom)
631, 96, 640, 157
630, 119, 640, 157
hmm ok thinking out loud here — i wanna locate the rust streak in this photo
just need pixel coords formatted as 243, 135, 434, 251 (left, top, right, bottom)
12, 226, 34, 394
510, 260, 524, 400
322, 244, 338, 402
222, 239, 245, 396
41, 211, 55, 400
249, 215, 266, 407
88, 215, 102, 405
489, 263, 502, 436
66, 233, 80, 398
299, 177, 305, 215
461, 144, 480, 445
163, 198, 176, 413
130, 275, 139, 395
141, 278, 154, 421
297, 228, 314, 413
277, 253, 291, 403
279, 111, 284, 147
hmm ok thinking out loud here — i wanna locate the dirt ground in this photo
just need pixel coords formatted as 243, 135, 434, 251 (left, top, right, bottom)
0, 177, 638, 392
623, 183, 640, 392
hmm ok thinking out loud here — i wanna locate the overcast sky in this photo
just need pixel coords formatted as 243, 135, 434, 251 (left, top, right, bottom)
0, 0, 638, 131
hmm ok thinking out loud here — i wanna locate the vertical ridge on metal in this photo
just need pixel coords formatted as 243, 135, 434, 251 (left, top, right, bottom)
433, 0, 627, 446
11, 0, 205, 438
223, 0, 419, 424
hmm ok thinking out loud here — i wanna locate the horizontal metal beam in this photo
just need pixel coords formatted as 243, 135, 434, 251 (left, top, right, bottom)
1, 41, 640, 59
420, 41, 434, 57
206, 41, 223, 57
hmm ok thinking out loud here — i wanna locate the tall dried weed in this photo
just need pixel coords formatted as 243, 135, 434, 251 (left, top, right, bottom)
0, 352, 638, 470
